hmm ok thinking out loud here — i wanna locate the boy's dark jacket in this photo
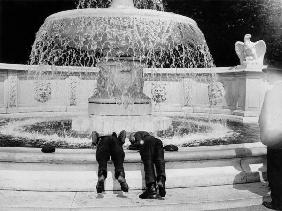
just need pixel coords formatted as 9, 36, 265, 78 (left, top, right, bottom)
129, 131, 178, 151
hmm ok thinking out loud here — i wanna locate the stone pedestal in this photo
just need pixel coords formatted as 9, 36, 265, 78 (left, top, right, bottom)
88, 58, 151, 116
217, 66, 267, 117
88, 103, 152, 116
83, 58, 169, 133
72, 115, 172, 134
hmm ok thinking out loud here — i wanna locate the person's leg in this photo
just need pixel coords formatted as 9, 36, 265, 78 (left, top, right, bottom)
140, 140, 156, 185
111, 143, 125, 179
96, 139, 110, 193
268, 148, 282, 208
267, 148, 272, 188
139, 139, 157, 199
110, 139, 128, 192
154, 138, 166, 197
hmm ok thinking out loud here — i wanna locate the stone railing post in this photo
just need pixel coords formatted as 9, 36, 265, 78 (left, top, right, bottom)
4, 71, 18, 111
217, 66, 267, 117
0, 70, 7, 113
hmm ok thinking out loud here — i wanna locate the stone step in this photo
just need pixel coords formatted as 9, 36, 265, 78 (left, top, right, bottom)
0, 143, 266, 163
0, 183, 271, 211
0, 144, 267, 191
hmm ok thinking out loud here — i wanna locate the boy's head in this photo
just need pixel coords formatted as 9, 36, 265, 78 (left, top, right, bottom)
129, 132, 136, 144
129, 131, 151, 146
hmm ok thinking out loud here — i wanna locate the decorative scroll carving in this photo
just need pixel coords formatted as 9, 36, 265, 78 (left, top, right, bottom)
208, 81, 225, 106
151, 83, 167, 104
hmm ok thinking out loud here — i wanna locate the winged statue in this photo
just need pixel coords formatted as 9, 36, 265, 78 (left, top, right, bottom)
235, 34, 266, 67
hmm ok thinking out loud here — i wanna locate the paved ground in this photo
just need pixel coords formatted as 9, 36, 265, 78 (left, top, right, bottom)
0, 133, 269, 210
0, 182, 273, 211
0, 145, 266, 192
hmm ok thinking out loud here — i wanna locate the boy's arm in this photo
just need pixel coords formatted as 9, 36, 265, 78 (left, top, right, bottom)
91, 131, 99, 147
134, 131, 151, 142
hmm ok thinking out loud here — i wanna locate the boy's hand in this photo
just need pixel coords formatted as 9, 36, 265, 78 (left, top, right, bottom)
91, 142, 96, 149
129, 133, 136, 145
118, 130, 126, 146
91, 131, 99, 147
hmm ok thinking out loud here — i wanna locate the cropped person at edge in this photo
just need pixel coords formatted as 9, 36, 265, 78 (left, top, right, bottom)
259, 68, 282, 210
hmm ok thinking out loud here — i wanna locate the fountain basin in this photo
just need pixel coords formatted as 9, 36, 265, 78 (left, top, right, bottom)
72, 115, 171, 133
0, 114, 260, 148
88, 102, 151, 115
46, 8, 198, 25
44, 8, 203, 53
40, 8, 202, 53
30, 7, 213, 67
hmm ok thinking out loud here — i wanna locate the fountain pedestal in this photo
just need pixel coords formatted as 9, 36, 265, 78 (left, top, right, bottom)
88, 59, 152, 115
72, 115, 172, 134
72, 58, 171, 134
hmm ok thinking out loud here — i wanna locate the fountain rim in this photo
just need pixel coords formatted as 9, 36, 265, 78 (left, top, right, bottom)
45, 8, 198, 27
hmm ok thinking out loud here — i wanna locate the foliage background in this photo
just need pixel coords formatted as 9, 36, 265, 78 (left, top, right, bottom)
167, 0, 282, 67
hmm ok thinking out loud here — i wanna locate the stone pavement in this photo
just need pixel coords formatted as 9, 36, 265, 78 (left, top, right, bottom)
0, 182, 273, 211
0, 144, 267, 192
0, 144, 269, 210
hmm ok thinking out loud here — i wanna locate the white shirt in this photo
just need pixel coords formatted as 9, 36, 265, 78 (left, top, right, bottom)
259, 81, 282, 148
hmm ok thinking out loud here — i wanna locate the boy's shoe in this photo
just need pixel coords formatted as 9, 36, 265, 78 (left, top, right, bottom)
157, 176, 166, 197
96, 175, 105, 193
117, 175, 129, 192
139, 183, 158, 199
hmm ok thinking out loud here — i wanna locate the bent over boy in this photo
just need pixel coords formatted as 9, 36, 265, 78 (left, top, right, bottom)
92, 130, 129, 193
129, 131, 166, 199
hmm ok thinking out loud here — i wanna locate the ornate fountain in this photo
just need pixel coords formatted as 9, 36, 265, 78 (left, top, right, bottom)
30, 0, 214, 134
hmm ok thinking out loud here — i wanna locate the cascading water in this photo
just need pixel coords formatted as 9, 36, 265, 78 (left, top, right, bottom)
0, 1, 260, 148
29, 0, 216, 133
76, 0, 165, 11
30, 0, 214, 68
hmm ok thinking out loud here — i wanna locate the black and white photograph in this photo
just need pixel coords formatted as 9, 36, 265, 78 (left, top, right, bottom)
0, 0, 281, 210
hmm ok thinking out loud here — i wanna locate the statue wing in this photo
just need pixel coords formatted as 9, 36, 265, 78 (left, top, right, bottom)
254, 40, 266, 61
235, 41, 245, 64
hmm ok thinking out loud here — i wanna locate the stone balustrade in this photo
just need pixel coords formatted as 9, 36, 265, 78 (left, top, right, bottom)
0, 63, 99, 113
0, 63, 268, 117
